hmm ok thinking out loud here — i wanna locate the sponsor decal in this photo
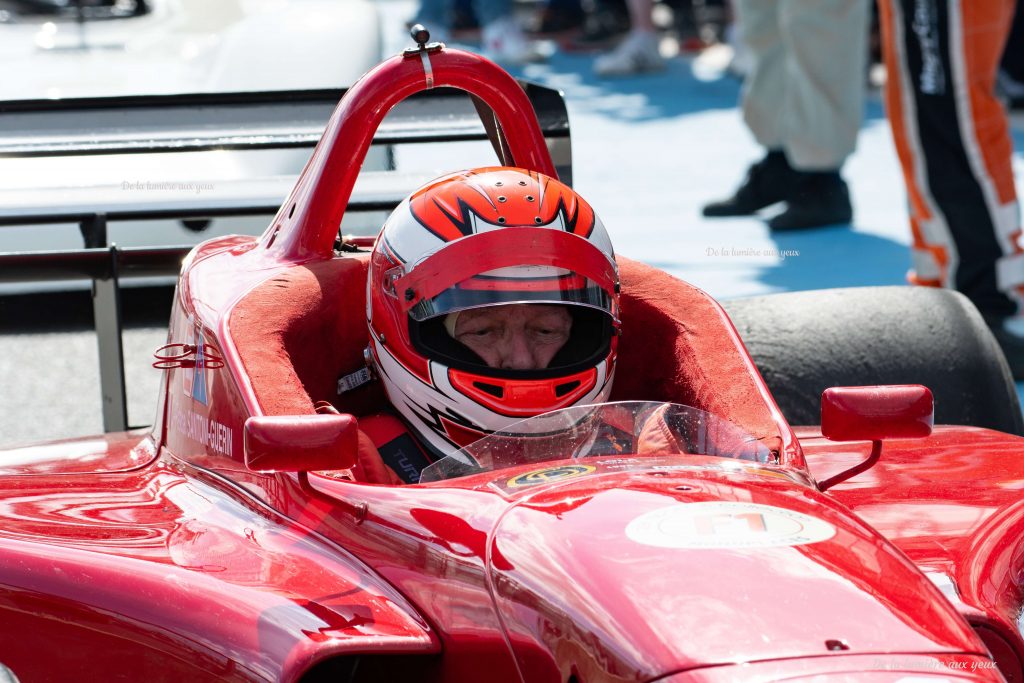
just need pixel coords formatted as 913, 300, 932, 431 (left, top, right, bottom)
191, 331, 209, 405
377, 432, 432, 484
626, 502, 836, 549
182, 324, 196, 399
173, 409, 233, 457
507, 464, 596, 489
912, 0, 945, 96
181, 322, 209, 405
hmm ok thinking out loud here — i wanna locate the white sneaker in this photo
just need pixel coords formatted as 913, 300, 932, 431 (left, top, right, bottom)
594, 31, 666, 77
482, 17, 545, 65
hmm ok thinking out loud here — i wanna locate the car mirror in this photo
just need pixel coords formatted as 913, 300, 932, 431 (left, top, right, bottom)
817, 385, 933, 491
821, 385, 934, 442
244, 414, 358, 473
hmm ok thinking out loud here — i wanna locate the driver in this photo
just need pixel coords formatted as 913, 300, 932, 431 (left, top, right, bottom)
356, 167, 621, 484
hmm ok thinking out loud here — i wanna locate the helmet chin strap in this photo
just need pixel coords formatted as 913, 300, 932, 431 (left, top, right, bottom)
337, 347, 378, 396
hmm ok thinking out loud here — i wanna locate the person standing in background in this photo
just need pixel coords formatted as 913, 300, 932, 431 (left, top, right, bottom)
702, 0, 870, 230
876, 0, 1024, 376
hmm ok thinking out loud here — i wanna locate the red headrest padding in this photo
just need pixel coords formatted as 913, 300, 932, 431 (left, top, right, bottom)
229, 254, 386, 418
228, 254, 784, 451
611, 258, 783, 447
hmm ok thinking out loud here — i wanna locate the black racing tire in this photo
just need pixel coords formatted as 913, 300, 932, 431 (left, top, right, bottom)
721, 286, 1024, 436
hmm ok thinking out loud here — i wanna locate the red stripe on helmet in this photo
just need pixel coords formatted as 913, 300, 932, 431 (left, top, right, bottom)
395, 229, 617, 314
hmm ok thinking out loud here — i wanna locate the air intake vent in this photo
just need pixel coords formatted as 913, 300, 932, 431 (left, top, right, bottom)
555, 380, 581, 397
473, 382, 504, 398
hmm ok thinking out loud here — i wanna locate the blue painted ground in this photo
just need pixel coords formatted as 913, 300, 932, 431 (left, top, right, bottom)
514, 58, 912, 299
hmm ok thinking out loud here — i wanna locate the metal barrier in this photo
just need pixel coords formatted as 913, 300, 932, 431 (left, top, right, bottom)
0, 82, 572, 433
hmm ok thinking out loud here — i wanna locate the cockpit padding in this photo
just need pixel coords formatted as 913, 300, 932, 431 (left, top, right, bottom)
228, 254, 788, 454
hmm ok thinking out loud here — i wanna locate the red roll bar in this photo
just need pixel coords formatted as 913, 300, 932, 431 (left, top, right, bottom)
268, 46, 558, 261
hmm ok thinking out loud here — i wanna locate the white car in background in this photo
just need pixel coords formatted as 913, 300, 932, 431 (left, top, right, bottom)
0, 0, 382, 98
0, 0, 385, 261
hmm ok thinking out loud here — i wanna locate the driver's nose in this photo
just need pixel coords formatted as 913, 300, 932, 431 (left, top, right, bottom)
500, 331, 537, 370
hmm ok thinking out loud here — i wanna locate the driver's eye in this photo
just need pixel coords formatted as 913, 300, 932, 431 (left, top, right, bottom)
462, 327, 495, 338
531, 322, 568, 337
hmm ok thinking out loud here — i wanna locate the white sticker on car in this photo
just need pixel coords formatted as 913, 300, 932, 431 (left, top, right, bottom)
625, 502, 836, 549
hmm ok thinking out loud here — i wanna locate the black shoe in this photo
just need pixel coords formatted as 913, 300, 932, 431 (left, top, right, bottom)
768, 170, 852, 230
702, 150, 795, 217
984, 315, 1024, 380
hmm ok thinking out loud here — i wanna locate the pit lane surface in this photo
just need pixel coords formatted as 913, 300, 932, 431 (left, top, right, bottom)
1, 0, 1023, 447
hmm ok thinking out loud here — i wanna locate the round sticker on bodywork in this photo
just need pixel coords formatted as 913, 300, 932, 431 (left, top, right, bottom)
507, 464, 596, 488
626, 502, 836, 549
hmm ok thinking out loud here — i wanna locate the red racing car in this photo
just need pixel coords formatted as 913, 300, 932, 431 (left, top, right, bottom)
2, 31, 1024, 683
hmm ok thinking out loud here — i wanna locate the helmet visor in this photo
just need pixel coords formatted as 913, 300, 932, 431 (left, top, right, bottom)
406, 266, 613, 322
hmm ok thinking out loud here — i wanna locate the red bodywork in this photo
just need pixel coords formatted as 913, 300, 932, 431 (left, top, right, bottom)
1, 45, 1022, 683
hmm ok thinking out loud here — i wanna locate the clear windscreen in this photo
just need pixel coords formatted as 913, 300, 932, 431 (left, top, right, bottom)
419, 401, 772, 483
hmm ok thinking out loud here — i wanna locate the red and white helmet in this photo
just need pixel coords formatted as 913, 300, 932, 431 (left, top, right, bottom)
366, 167, 620, 457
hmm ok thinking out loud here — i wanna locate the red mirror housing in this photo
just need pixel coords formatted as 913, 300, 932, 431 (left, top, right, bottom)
244, 414, 358, 472
821, 385, 934, 442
